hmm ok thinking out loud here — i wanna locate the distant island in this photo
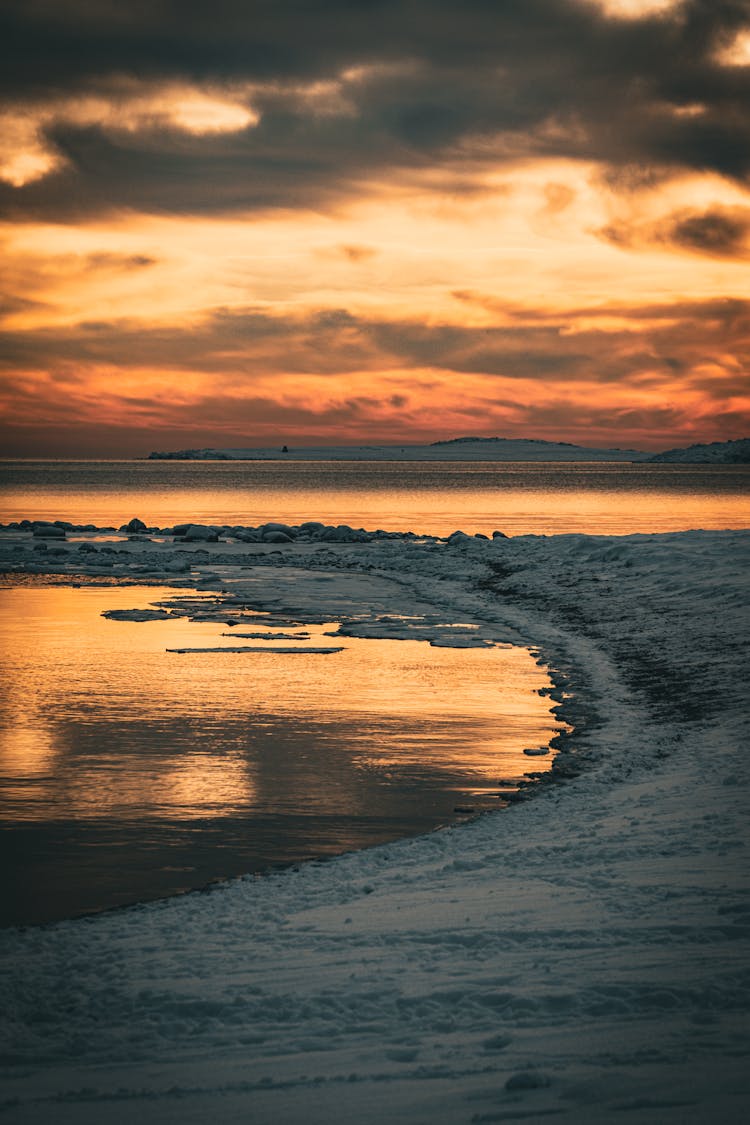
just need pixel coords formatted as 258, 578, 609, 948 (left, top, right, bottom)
647, 438, 750, 463
148, 436, 750, 463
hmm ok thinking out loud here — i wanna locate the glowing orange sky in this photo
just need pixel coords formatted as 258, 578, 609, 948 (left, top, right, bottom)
1, 0, 749, 455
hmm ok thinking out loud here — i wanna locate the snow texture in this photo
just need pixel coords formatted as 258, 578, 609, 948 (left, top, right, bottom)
0, 524, 748, 1124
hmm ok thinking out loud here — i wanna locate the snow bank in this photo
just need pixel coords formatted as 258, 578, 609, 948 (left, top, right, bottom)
0, 526, 748, 1123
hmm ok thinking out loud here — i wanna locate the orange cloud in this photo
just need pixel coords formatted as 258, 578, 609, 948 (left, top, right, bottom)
1, 153, 748, 454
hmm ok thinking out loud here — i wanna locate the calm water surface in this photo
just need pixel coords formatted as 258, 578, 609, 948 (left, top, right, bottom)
1, 460, 748, 535
0, 585, 562, 926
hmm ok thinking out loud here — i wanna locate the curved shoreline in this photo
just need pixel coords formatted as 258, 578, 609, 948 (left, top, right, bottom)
0, 525, 748, 1123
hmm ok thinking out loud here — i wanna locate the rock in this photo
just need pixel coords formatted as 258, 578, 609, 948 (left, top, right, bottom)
260, 522, 297, 538
32, 525, 66, 539
447, 530, 472, 545
300, 521, 325, 533
121, 518, 147, 533
523, 746, 550, 756
179, 524, 219, 542
492, 530, 508, 539
505, 1071, 550, 1091
319, 524, 369, 543
551, 761, 581, 779
482, 1034, 512, 1052
262, 530, 294, 544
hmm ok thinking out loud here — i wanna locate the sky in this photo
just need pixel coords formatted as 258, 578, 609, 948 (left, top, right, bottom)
1, 0, 749, 456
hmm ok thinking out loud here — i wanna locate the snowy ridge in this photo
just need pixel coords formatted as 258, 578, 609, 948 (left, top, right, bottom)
146, 435, 750, 462
148, 438, 651, 462
648, 437, 750, 463
0, 527, 748, 1123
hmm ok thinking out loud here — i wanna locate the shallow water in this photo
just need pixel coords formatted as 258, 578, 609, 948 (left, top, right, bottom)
0, 585, 562, 926
1, 459, 748, 535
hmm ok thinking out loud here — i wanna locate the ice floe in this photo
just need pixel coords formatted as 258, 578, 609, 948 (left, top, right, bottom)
166, 645, 344, 654
102, 607, 172, 621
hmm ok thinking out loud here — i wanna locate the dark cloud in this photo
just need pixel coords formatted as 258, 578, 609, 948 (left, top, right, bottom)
455, 288, 750, 325
509, 398, 690, 438
0, 292, 50, 319
2, 297, 748, 392
668, 206, 750, 254
1, 1, 749, 219
84, 252, 157, 270
337, 244, 378, 262
1, 385, 740, 459
599, 204, 750, 256
0, 308, 383, 376
0, 384, 436, 457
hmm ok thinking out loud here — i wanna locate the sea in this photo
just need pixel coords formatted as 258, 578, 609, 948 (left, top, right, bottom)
1, 460, 747, 927
1, 458, 748, 535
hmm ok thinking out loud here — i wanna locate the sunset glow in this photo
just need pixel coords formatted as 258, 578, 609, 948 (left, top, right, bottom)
0, 585, 561, 826
1, 0, 748, 455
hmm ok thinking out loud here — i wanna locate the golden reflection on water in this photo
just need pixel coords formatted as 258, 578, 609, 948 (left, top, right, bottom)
1, 461, 748, 534
0, 586, 563, 824
153, 478, 746, 535
0, 720, 57, 776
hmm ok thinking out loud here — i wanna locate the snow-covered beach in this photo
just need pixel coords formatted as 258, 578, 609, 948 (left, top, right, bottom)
1, 524, 748, 1123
